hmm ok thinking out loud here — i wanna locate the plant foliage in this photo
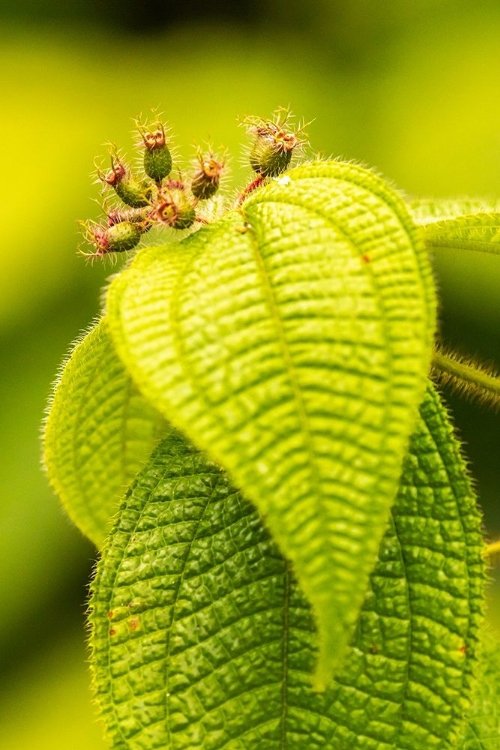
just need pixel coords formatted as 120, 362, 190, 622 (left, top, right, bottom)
43, 113, 500, 748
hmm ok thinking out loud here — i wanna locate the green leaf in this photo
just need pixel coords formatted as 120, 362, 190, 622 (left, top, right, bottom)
410, 198, 500, 225
410, 198, 500, 256
422, 213, 500, 256
106, 159, 436, 686
43, 319, 166, 547
458, 633, 500, 749
89, 384, 484, 749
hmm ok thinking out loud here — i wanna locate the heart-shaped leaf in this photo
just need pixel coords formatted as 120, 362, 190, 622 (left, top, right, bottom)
90, 384, 484, 749
107, 160, 437, 686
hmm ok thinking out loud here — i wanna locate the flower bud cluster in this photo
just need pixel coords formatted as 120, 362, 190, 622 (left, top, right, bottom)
80, 109, 308, 260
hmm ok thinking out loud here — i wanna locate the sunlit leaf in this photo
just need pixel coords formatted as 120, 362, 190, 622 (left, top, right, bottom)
411, 198, 500, 225
107, 160, 436, 686
90, 384, 484, 749
43, 319, 166, 546
423, 213, 500, 256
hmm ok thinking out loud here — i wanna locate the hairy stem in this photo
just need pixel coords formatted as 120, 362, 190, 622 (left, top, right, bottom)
431, 348, 500, 410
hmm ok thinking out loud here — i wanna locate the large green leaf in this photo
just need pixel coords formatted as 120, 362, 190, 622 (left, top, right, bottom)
90, 384, 484, 749
106, 160, 436, 686
43, 319, 166, 546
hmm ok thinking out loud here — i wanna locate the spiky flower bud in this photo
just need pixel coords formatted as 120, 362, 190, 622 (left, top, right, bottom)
106, 221, 142, 251
137, 120, 173, 182
107, 207, 152, 234
245, 110, 307, 178
81, 220, 142, 258
155, 184, 196, 230
102, 152, 152, 208
191, 152, 225, 200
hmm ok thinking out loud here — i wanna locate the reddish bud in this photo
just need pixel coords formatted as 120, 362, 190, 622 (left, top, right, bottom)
104, 157, 126, 186
244, 109, 308, 178
137, 119, 173, 182
155, 184, 196, 230
191, 151, 225, 200
80, 219, 141, 258
100, 150, 153, 208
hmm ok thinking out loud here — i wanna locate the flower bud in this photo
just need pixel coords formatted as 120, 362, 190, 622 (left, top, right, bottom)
191, 152, 225, 200
81, 220, 141, 258
102, 152, 152, 208
107, 207, 152, 234
245, 110, 307, 178
138, 121, 173, 182
116, 178, 153, 208
155, 185, 196, 230
106, 221, 142, 252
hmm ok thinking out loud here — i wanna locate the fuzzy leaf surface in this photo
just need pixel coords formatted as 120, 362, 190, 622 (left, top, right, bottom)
421, 213, 500, 256
43, 319, 166, 546
410, 198, 500, 224
90, 384, 484, 749
410, 198, 500, 255
107, 160, 436, 685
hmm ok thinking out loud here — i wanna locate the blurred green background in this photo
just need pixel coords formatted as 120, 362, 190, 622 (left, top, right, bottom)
1, 2, 499, 747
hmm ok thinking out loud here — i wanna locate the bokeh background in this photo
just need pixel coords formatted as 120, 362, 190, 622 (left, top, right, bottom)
1, 2, 499, 747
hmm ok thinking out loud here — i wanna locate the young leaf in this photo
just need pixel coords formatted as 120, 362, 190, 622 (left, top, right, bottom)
410, 198, 500, 256
90, 384, 484, 749
106, 159, 437, 687
43, 319, 166, 547
421, 213, 500, 256
410, 198, 500, 224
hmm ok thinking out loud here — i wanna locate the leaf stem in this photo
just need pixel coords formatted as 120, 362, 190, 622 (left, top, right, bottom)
431, 349, 500, 410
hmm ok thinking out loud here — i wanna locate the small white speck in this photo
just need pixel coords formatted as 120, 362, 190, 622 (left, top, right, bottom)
275, 175, 292, 186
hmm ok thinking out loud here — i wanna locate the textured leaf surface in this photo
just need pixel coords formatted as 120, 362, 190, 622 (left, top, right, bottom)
90, 385, 484, 749
43, 319, 165, 546
459, 633, 500, 749
410, 198, 500, 256
421, 213, 500, 256
410, 198, 500, 225
107, 159, 436, 685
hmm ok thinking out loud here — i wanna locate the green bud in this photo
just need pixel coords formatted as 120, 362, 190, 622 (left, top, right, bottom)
107, 207, 152, 234
245, 110, 308, 178
114, 177, 153, 208
138, 121, 173, 182
80, 219, 141, 259
155, 185, 196, 230
191, 152, 225, 200
102, 151, 152, 208
249, 137, 292, 178
106, 221, 142, 253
